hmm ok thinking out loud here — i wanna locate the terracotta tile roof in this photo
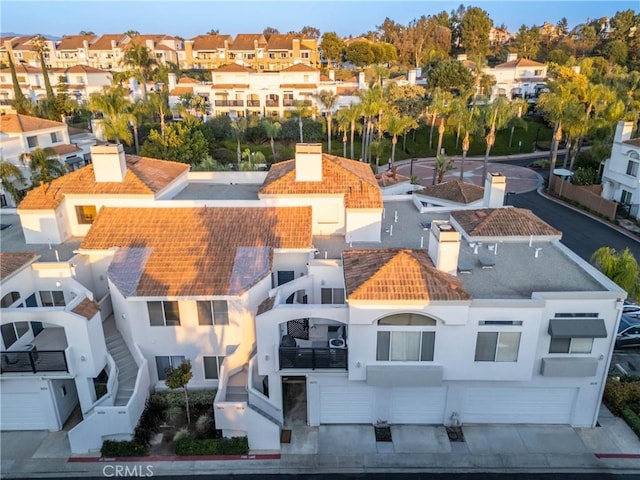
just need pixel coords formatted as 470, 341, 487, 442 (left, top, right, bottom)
11, 36, 36, 51
51, 144, 82, 156
18, 155, 189, 210
214, 63, 254, 73
415, 180, 484, 204
178, 77, 198, 84
89, 34, 128, 50
495, 58, 546, 69
80, 206, 312, 297
71, 298, 100, 319
191, 34, 231, 50
260, 154, 382, 209
170, 86, 194, 96
64, 65, 108, 74
337, 86, 358, 95
280, 83, 317, 89
451, 208, 561, 238
267, 34, 298, 50
211, 84, 250, 89
320, 74, 331, 81
0, 253, 39, 282
343, 249, 471, 302
231, 34, 267, 51
0, 65, 42, 75
57, 34, 95, 50
623, 138, 640, 148
0, 114, 65, 133
280, 63, 317, 72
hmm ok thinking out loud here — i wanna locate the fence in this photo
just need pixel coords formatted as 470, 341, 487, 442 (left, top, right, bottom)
549, 177, 617, 221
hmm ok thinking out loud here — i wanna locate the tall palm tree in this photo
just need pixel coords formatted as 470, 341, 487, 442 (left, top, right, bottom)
0, 161, 25, 205
262, 119, 281, 164
480, 96, 512, 181
128, 98, 148, 154
384, 116, 417, 165
88, 86, 133, 145
230, 117, 248, 168
292, 101, 310, 142
507, 98, 529, 148
315, 90, 339, 153
31, 35, 56, 112
122, 43, 157, 100
148, 89, 169, 139
20, 147, 67, 184
359, 85, 385, 163
336, 102, 362, 160
427, 87, 451, 151
337, 113, 350, 158
456, 104, 480, 181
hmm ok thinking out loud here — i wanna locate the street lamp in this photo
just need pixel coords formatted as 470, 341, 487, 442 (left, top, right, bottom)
410, 157, 416, 179
534, 126, 542, 151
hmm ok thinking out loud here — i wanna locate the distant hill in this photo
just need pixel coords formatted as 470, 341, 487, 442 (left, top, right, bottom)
1, 32, 61, 40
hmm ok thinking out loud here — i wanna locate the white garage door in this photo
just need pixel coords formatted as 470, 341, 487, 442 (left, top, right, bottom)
1, 392, 50, 430
389, 387, 447, 424
462, 387, 577, 424
320, 385, 373, 423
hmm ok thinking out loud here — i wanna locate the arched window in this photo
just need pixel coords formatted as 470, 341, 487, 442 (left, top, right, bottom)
0, 291, 20, 308
377, 313, 436, 326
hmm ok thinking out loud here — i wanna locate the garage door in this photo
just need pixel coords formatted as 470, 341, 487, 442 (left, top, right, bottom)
462, 387, 577, 424
320, 385, 373, 423
0, 392, 50, 430
389, 387, 446, 424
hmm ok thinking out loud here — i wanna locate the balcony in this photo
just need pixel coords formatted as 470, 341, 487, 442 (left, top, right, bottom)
279, 347, 347, 370
246, 99, 260, 107
1, 348, 68, 374
214, 100, 244, 107
265, 100, 279, 107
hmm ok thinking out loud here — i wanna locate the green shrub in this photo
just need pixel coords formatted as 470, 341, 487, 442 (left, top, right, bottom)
195, 413, 214, 438
604, 377, 640, 415
622, 408, 640, 438
101, 440, 146, 457
133, 398, 164, 446
166, 405, 184, 425
151, 389, 216, 409
210, 148, 235, 164
173, 427, 191, 443
174, 436, 249, 456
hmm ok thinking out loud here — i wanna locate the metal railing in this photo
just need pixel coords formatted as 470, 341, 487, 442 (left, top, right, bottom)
1, 349, 68, 373
246, 100, 261, 107
279, 347, 348, 370
214, 100, 244, 107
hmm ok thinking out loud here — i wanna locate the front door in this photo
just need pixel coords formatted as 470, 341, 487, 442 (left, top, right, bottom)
282, 376, 307, 426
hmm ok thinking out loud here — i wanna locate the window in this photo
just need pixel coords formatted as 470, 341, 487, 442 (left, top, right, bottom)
479, 320, 523, 325
197, 300, 229, 325
50, 132, 61, 143
39, 290, 65, 307
155, 355, 186, 380
1, 291, 20, 308
626, 160, 639, 177
301, 52, 309, 59
203, 356, 225, 379
379, 313, 436, 326
148, 301, 181, 326
27, 136, 38, 148
1, 322, 29, 349
75, 205, 97, 224
376, 331, 435, 361
321, 288, 345, 304
549, 337, 593, 354
475, 332, 521, 362
621, 190, 633, 205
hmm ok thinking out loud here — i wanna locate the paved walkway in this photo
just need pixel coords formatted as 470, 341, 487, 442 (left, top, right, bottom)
1, 405, 639, 477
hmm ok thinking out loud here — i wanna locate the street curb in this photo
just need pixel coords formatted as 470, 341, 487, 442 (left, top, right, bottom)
68, 453, 280, 462
537, 186, 640, 244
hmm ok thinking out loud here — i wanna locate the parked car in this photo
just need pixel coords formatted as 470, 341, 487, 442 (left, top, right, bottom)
623, 301, 640, 314
616, 314, 640, 348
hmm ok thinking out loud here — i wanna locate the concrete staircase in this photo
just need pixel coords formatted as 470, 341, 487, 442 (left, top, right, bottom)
105, 331, 138, 406
225, 366, 248, 402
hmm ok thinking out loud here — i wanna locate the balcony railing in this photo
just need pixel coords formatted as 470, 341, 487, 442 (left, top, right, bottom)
214, 100, 244, 107
265, 100, 279, 107
246, 100, 261, 107
279, 347, 347, 370
1, 349, 68, 374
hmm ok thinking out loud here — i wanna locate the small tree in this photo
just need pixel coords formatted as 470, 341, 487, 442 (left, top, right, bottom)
164, 360, 194, 426
592, 247, 640, 302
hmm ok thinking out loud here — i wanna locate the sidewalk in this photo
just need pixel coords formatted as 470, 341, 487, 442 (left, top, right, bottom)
2, 404, 639, 477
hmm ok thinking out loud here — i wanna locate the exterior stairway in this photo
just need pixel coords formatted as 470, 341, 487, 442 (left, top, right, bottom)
225, 366, 248, 402
105, 330, 138, 406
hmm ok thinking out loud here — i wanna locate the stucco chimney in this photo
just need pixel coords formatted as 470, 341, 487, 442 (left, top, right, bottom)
295, 143, 323, 182
168, 72, 177, 92
507, 52, 518, 62
483, 172, 506, 208
614, 121, 634, 143
427, 221, 461, 276
358, 71, 366, 89
329, 70, 335, 81
91, 144, 127, 183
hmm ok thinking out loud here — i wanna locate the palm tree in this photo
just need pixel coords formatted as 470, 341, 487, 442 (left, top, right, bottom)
359, 85, 385, 163
457, 105, 480, 181
292, 101, 310, 143
480, 96, 513, 181
427, 87, 451, 151
0, 161, 25, 205
336, 102, 362, 160
384, 116, 417, 165
337, 113, 350, 158
20, 147, 67, 184
128, 98, 147, 154
434, 155, 455, 184
316, 90, 339, 153
507, 98, 529, 148
262, 119, 281, 164
592, 247, 640, 301
122, 43, 157, 100
148, 89, 169, 139
230, 117, 248, 168
88, 86, 133, 145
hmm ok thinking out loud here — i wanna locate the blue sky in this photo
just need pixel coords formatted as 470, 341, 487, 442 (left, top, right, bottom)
1, 1, 637, 38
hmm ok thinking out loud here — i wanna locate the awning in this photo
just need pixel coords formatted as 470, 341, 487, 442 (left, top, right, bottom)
548, 319, 607, 338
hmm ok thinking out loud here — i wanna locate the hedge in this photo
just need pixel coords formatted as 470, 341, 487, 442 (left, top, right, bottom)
174, 436, 249, 455
151, 389, 216, 409
622, 408, 640, 438
101, 440, 146, 457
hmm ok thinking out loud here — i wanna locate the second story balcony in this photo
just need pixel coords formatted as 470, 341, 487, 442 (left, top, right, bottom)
279, 346, 347, 370
214, 99, 244, 107
1, 348, 68, 374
